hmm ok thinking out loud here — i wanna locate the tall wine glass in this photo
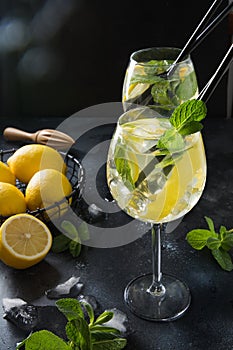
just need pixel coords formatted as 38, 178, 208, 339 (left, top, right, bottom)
106, 107, 206, 321
122, 47, 199, 116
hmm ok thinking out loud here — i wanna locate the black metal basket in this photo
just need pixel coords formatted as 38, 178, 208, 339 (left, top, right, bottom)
0, 148, 85, 224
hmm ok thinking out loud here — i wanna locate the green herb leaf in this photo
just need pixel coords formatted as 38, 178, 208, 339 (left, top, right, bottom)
151, 80, 172, 106
114, 144, 135, 191
178, 121, 203, 136
176, 71, 198, 100
17, 298, 127, 350
92, 337, 127, 350
211, 248, 233, 272
206, 237, 221, 250
170, 99, 207, 132
66, 318, 91, 350
82, 301, 95, 325
157, 128, 185, 152
69, 240, 82, 257
78, 221, 90, 241
204, 216, 216, 234
16, 330, 70, 350
221, 233, 233, 251
186, 229, 216, 250
52, 234, 71, 253
61, 220, 80, 241
56, 298, 84, 321
90, 325, 120, 334
186, 217, 233, 271
94, 311, 114, 325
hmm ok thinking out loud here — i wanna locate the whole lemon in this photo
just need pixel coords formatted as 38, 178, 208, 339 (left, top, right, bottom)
25, 169, 72, 219
7, 144, 67, 183
0, 182, 26, 217
0, 161, 16, 185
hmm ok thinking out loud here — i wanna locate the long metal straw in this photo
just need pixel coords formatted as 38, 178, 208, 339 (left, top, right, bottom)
198, 43, 233, 102
172, 0, 225, 66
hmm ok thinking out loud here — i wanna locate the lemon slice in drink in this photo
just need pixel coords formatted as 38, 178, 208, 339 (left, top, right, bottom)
0, 213, 52, 269
123, 82, 150, 102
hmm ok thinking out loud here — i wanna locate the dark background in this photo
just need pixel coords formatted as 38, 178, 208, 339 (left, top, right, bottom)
0, 0, 231, 120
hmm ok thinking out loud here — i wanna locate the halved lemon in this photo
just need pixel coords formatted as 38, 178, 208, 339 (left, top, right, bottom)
0, 213, 52, 269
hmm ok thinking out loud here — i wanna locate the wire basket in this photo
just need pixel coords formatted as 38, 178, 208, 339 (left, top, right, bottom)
0, 148, 85, 224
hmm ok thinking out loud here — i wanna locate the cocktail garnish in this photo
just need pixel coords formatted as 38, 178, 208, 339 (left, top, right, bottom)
186, 216, 233, 271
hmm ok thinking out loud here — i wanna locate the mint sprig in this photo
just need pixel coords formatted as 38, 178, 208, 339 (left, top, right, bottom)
186, 216, 233, 271
52, 221, 89, 258
16, 298, 127, 350
157, 99, 207, 151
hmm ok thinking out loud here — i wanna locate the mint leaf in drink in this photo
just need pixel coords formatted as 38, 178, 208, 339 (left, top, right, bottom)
170, 99, 207, 133
157, 128, 185, 151
186, 217, 233, 271
156, 99, 207, 156
176, 71, 198, 100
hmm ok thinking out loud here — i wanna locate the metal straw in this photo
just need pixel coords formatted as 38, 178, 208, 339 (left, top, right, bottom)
166, 0, 233, 77
198, 43, 233, 102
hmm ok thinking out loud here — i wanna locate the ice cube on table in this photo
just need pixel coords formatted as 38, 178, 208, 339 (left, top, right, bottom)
2, 298, 38, 331
103, 308, 129, 334
45, 276, 83, 299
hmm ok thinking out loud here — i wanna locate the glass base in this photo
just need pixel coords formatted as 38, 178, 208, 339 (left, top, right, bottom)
124, 273, 191, 321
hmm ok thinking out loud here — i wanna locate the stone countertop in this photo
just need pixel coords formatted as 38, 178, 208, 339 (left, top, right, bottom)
0, 113, 233, 350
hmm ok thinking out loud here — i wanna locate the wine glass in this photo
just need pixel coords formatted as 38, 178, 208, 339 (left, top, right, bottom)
122, 47, 199, 116
106, 106, 206, 321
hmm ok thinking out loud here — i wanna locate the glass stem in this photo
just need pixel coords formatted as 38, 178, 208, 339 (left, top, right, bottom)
147, 223, 166, 297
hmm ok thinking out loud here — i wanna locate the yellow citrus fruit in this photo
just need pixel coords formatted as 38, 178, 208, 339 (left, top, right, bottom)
7, 144, 67, 183
0, 182, 26, 217
0, 161, 16, 185
0, 213, 52, 269
25, 169, 72, 219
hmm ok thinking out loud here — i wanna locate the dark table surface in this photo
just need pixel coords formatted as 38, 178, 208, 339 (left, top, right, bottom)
0, 107, 233, 350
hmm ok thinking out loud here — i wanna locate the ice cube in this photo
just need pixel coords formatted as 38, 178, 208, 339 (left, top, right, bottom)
78, 294, 99, 311
103, 308, 129, 334
45, 276, 83, 299
87, 203, 107, 223
2, 298, 38, 331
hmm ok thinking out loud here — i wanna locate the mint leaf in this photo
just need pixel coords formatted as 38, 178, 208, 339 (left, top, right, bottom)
94, 311, 114, 325
17, 298, 127, 350
92, 338, 127, 350
157, 128, 184, 152
66, 318, 91, 350
178, 121, 203, 136
221, 233, 233, 251
78, 221, 90, 241
204, 216, 216, 234
56, 298, 84, 321
176, 71, 198, 100
206, 237, 221, 250
61, 220, 80, 241
186, 229, 216, 250
211, 249, 233, 272
69, 240, 82, 257
186, 217, 233, 271
52, 234, 71, 253
114, 143, 136, 190
151, 80, 172, 105
16, 330, 70, 350
170, 99, 207, 131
